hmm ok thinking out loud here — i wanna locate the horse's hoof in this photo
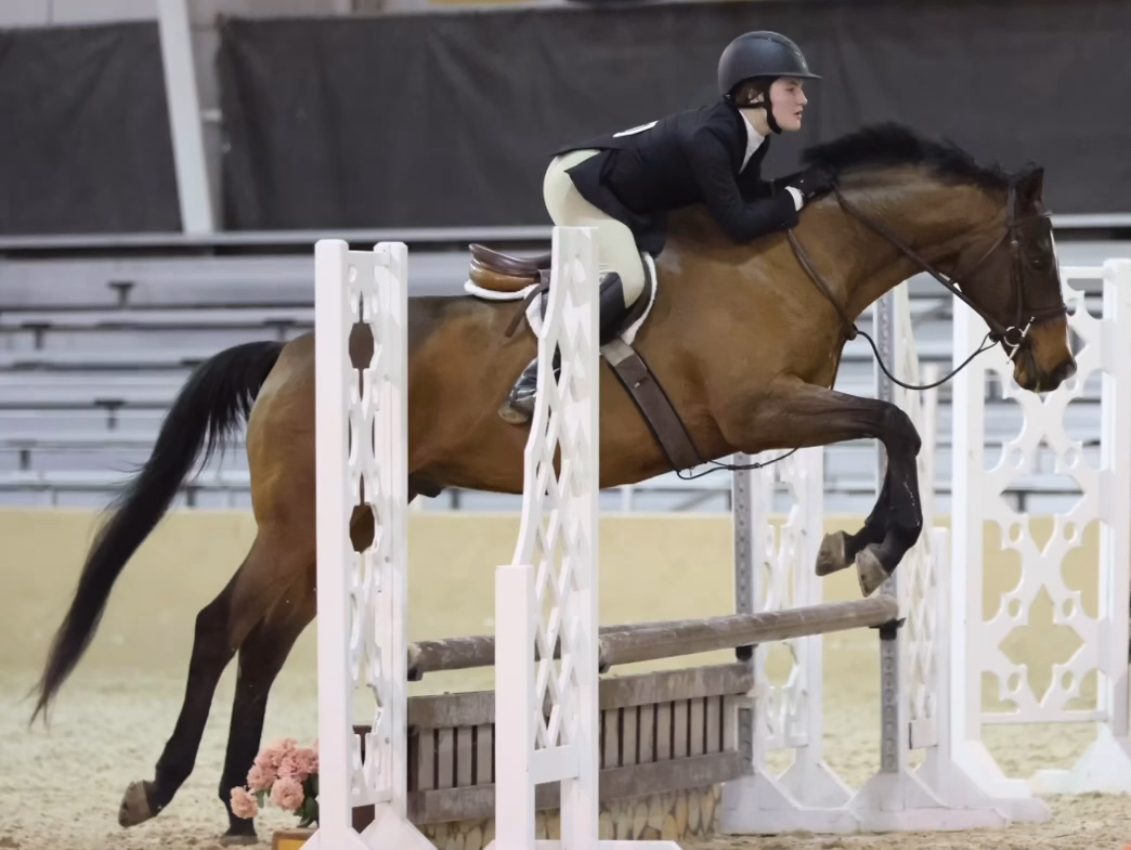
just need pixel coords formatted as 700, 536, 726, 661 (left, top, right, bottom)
119, 780, 157, 827
219, 833, 260, 846
856, 545, 890, 596
816, 531, 850, 576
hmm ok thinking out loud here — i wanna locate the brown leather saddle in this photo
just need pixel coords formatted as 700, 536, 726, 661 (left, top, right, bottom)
469, 243, 651, 332
469, 243, 551, 291
468, 243, 703, 472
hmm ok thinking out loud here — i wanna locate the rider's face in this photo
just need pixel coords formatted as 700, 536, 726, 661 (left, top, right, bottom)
769, 78, 808, 132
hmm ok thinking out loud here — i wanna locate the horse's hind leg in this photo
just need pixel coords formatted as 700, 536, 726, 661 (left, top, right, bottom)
212, 497, 383, 839
118, 535, 308, 829
216, 576, 315, 844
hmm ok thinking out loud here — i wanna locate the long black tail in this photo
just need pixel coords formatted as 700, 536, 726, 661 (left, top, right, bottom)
30, 340, 284, 722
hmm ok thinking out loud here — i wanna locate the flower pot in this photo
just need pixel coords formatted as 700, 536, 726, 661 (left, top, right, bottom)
272, 827, 314, 850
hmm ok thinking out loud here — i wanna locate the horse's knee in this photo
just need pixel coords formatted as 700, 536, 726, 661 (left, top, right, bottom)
880, 405, 921, 455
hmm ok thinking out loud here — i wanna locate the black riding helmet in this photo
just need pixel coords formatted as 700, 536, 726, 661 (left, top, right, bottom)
718, 31, 820, 134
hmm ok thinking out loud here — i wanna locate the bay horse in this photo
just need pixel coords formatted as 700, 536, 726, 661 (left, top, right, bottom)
32, 124, 1075, 842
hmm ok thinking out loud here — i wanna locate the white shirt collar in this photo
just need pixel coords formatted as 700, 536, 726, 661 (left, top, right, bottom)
739, 110, 766, 171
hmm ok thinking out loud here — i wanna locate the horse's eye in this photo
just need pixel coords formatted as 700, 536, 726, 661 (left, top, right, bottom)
1027, 243, 1051, 269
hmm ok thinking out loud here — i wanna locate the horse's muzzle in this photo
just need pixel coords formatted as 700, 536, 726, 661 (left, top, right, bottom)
1017, 350, 1076, 393
1044, 355, 1077, 389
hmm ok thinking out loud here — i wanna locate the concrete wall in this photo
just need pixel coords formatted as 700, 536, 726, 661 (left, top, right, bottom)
4, 509, 1101, 702
5, 510, 754, 681
0, 0, 564, 28
0, 1, 352, 28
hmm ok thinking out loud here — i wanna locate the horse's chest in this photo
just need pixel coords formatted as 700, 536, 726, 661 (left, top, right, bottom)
777, 325, 844, 385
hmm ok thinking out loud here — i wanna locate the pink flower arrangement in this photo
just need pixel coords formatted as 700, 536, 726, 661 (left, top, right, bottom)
270, 777, 306, 812
230, 738, 319, 827
230, 787, 259, 819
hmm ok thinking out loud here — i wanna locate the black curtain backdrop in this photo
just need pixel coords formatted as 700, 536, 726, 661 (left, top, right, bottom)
0, 22, 180, 234
1, 3, 1126, 235
217, 0, 1131, 230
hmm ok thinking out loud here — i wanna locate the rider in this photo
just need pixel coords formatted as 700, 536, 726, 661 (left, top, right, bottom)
499, 30, 837, 424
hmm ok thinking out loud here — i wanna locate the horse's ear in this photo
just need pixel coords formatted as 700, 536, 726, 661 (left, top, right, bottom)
1013, 163, 1045, 208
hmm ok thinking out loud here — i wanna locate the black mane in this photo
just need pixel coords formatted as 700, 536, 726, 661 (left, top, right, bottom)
802, 123, 1009, 190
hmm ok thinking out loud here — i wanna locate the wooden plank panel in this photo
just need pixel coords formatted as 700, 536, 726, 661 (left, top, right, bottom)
436, 728, 455, 789
657, 702, 672, 761
407, 728, 420, 791
418, 729, 436, 790
598, 664, 752, 708
600, 752, 747, 802
476, 724, 493, 785
409, 690, 494, 727
723, 696, 742, 754
622, 707, 639, 766
705, 696, 722, 754
603, 708, 620, 769
673, 700, 689, 759
639, 703, 655, 763
689, 698, 705, 757
405, 753, 747, 825
456, 726, 474, 787
400, 665, 752, 738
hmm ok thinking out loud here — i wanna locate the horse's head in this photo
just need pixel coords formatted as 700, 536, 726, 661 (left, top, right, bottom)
954, 165, 1076, 392
797, 126, 1078, 393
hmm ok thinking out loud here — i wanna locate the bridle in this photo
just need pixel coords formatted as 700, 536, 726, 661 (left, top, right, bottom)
788, 178, 1067, 381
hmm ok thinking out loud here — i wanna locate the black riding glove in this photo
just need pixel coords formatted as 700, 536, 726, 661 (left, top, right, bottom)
789, 166, 837, 201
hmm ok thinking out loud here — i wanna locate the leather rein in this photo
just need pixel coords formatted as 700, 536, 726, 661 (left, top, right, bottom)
787, 181, 1067, 390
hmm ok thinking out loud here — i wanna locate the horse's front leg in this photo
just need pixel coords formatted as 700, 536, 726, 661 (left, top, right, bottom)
817, 468, 890, 577
725, 379, 922, 595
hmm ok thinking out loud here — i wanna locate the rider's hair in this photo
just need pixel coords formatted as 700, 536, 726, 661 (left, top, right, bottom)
730, 77, 772, 108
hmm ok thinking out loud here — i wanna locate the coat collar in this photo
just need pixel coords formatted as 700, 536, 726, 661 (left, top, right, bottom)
717, 99, 770, 173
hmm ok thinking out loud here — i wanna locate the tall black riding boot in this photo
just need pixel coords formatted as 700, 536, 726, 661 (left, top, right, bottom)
498, 272, 630, 425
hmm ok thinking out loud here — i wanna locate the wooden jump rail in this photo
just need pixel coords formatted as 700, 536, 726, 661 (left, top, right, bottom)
408, 595, 899, 680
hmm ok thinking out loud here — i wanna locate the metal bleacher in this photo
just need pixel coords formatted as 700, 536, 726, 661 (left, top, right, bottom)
0, 240, 1122, 511
0, 255, 312, 507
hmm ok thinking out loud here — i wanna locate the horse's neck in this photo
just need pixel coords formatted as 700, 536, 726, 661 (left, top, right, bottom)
816, 176, 1000, 322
